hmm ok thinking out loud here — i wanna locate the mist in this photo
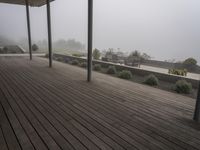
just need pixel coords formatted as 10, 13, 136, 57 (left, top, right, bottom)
0, 0, 200, 63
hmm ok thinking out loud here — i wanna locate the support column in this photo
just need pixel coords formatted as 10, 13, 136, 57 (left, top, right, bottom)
46, 0, 52, 67
25, 0, 32, 60
194, 81, 200, 122
87, 0, 93, 82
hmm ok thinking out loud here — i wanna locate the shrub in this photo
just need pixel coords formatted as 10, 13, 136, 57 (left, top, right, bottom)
168, 68, 187, 76
45, 53, 49, 58
144, 74, 159, 86
118, 70, 132, 80
64, 58, 70, 63
32, 44, 39, 51
107, 66, 117, 74
80, 62, 87, 68
72, 53, 82, 57
56, 57, 63, 61
71, 59, 79, 65
93, 64, 101, 71
101, 63, 109, 68
93, 49, 101, 60
174, 80, 192, 94
183, 58, 197, 65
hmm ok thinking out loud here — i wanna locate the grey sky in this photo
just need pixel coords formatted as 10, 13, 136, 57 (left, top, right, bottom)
0, 0, 200, 63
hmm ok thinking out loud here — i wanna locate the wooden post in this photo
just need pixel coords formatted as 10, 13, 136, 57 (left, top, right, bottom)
87, 0, 93, 82
25, 0, 32, 60
194, 81, 200, 122
46, 0, 52, 67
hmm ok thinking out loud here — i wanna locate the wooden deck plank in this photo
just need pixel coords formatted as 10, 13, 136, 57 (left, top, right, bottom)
0, 89, 34, 150
8, 62, 175, 149
0, 56, 200, 150
0, 98, 21, 150
2, 58, 131, 149
16, 60, 200, 149
15, 68, 144, 150
0, 124, 8, 150
0, 57, 198, 150
0, 76, 50, 150
0, 75, 75, 150
0, 78, 63, 150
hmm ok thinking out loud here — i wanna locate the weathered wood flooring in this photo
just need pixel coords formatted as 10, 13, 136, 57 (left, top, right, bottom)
0, 56, 200, 150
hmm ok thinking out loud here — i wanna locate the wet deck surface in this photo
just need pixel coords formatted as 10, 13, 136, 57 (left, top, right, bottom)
0, 56, 200, 150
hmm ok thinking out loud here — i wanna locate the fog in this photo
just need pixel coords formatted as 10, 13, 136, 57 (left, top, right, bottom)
0, 0, 200, 63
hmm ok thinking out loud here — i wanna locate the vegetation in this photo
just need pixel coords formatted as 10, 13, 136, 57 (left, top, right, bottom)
93, 64, 101, 71
107, 66, 117, 74
72, 53, 83, 57
71, 59, 79, 65
93, 49, 101, 60
0, 48, 5, 53
45, 53, 49, 58
32, 44, 39, 51
51, 54, 196, 98
168, 69, 187, 76
126, 50, 151, 66
183, 58, 197, 65
2, 47, 8, 53
79, 62, 87, 68
56, 57, 63, 61
144, 74, 159, 86
64, 58, 69, 63
128, 51, 151, 61
118, 70, 133, 80
174, 80, 192, 94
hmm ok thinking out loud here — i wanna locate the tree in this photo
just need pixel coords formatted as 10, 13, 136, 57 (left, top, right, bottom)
93, 48, 101, 60
129, 50, 141, 58
32, 44, 39, 51
127, 50, 142, 67
141, 53, 151, 60
183, 58, 197, 65
3, 47, 8, 53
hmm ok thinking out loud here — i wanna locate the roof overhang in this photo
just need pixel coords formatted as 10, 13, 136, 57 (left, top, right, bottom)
0, 0, 54, 7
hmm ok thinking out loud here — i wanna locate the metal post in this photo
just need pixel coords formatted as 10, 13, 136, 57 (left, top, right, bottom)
194, 81, 200, 122
87, 0, 93, 82
25, 0, 32, 60
46, 0, 52, 67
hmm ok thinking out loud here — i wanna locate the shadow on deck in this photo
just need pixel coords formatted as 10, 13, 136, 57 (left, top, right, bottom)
0, 56, 200, 150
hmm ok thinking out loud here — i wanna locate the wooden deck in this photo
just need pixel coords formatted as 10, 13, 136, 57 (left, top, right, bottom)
0, 56, 200, 150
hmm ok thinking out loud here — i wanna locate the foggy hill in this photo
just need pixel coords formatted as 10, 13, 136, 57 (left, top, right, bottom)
0, 36, 16, 46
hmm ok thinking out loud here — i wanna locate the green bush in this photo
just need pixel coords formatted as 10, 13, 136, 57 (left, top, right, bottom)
93, 49, 101, 60
118, 70, 132, 80
107, 66, 117, 74
45, 53, 49, 58
32, 44, 39, 51
64, 58, 69, 63
168, 68, 187, 76
93, 64, 101, 71
71, 59, 79, 65
144, 74, 159, 86
174, 80, 192, 94
79, 62, 87, 68
56, 57, 63, 61
72, 53, 82, 57
183, 58, 197, 65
